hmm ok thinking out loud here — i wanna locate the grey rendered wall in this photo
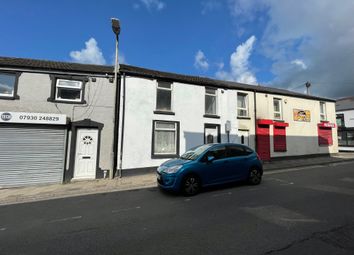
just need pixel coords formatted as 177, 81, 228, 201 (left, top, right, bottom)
0, 72, 116, 175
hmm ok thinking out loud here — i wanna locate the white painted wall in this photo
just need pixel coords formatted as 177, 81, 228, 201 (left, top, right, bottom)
337, 110, 354, 127
119, 76, 239, 170
256, 93, 338, 157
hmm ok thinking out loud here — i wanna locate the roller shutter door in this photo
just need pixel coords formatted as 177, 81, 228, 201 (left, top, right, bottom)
0, 125, 66, 188
318, 127, 333, 146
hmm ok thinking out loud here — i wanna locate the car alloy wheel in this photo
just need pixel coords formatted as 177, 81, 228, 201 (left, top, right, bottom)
183, 175, 200, 196
249, 168, 262, 185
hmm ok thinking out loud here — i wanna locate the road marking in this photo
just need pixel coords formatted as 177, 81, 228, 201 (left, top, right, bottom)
212, 191, 232, 197
340, 177, 354, 183
307, 185, 354, 196
241, 205, 319, 228
48, 215, 82, 223
266, 177, 294, 185
0, 227, 6, 231
112, 206, 141, 214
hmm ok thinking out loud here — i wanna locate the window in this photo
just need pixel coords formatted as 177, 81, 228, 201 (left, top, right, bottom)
320, 102, 326, 121
273, 98, 282, 120
152, 121, 179, 157
336, 114, 345, 127
156, 82, 172, 111
237, 93, 249, 117
205, 88, 217, 115
274, 126, 287, 152
338, 130, 354, 147
204, 146, 227, 161
48, 75, 87, 104
227, 145, 248, 158
318, 127, 333, 146
55, 79, 83, 102
0, 72, 19, 99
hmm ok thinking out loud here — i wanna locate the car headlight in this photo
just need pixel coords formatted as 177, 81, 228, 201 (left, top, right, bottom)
163, 165, 182, 174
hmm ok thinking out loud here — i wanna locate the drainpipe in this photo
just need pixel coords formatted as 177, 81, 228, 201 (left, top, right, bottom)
118, 73, 126, 178
253, 90, 257, 151
112, 74, 121, 178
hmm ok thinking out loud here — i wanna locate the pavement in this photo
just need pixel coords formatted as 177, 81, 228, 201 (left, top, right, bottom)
1, 152, 354, 206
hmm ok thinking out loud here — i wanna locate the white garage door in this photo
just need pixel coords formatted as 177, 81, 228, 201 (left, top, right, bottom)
0, 125, 66, 188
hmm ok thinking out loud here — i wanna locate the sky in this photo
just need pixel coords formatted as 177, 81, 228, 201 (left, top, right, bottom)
1, 0, 354, 99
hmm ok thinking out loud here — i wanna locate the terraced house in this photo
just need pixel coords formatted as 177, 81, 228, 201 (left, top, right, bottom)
0, 56, 338, 187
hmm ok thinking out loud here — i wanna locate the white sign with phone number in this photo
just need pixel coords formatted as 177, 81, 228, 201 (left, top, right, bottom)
0, 111, 67, 125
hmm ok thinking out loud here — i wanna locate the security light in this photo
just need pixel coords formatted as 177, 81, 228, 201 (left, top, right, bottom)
111, 18, 121, 36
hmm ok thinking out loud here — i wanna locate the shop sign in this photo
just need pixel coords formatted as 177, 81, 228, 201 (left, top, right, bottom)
293, 109, 311, 122
318, 122, 336, 128
0, 111, 67, 125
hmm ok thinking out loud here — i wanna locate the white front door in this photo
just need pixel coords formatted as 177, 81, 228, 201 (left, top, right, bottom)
74, 128, 98, 179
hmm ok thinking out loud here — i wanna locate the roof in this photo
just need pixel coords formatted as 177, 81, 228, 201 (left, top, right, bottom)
336, 96, 354, 111
0, 56, 335, 102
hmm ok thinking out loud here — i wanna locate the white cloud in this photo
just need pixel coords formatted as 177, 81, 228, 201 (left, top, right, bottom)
201, 0, 222, 15
228, 0, 354, 98
139, 0, 166, 11
291, 59, 307, 70
194, 50, 209, 71
216, 35, 257, 84
70, 38, 106, 65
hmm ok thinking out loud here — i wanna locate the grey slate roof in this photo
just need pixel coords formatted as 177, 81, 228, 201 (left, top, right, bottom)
0, 56, 335, 102
336, 96, 354, 111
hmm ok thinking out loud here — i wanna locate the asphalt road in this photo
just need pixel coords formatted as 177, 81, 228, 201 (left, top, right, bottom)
1, 162, 354, 255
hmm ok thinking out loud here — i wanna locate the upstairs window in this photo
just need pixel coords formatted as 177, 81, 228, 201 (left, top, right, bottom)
273, 98, 283, 120
55, 79, 83, 102
0, 72, 19, 99
320, 102, 326, 121
205, 88, 217, 115
336, 114, 344, 128
237, 93, 249, 117
156, 81, 172, 111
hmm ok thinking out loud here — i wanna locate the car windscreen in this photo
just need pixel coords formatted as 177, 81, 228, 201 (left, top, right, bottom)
180, 144, 213, 160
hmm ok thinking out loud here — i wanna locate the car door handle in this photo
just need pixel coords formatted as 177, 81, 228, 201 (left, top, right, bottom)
82, 156, 91, 159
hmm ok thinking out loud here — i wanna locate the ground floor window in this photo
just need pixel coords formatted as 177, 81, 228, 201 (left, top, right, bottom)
338, 129, 354, 147
152, 120, 179, 158
273, 126, 287, 152
318, 127, 333, 146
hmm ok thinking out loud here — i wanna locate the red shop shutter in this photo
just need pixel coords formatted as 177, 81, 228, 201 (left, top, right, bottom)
318, 127, 333, 146
274, 126, 286, 152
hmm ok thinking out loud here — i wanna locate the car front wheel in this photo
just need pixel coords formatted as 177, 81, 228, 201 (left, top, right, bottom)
248, 168, 262, 185
182, 175, 200, 196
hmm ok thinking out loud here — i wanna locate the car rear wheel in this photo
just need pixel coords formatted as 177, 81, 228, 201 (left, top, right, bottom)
182, 175, 200, 196
248, 168, 262, 185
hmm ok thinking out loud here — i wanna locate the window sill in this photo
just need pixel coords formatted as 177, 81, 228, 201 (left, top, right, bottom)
154, 110, 175, 115
203, 114, 220, 119
47, 98, 87, 105
237, 116, 251, 120
0, 95, 20, 100
151, 154, 179, 159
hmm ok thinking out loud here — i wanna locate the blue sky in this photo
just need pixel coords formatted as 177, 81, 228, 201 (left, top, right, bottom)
1, 0, 354, 98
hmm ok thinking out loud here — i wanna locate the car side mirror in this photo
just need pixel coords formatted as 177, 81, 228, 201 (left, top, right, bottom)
207, 155, 215, 162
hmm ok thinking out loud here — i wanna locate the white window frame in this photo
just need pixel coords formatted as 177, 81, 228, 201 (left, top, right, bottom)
320, 102, 327, 121
55, 79, 83, 102
205, 88, 217, 115
237, 92, 249, 117
0, 72, 17, 98
273, 98, 283, 120
153, 121, 178, 156
156, 81, 173, 111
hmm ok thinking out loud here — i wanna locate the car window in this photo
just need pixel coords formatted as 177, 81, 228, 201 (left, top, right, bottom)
205, 146, 227, 160
244, 146, 253, 155
227, 145, 248, 158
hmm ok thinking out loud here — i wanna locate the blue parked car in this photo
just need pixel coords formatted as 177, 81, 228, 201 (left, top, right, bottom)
157, 143, 263, 196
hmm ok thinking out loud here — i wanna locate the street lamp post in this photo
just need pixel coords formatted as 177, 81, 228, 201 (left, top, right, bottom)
111, 18, 121, 179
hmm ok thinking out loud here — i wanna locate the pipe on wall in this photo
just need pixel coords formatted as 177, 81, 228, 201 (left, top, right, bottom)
118, 73, 127, 178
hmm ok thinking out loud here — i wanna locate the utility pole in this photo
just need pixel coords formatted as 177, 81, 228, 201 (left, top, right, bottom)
305, 81, 311, 95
